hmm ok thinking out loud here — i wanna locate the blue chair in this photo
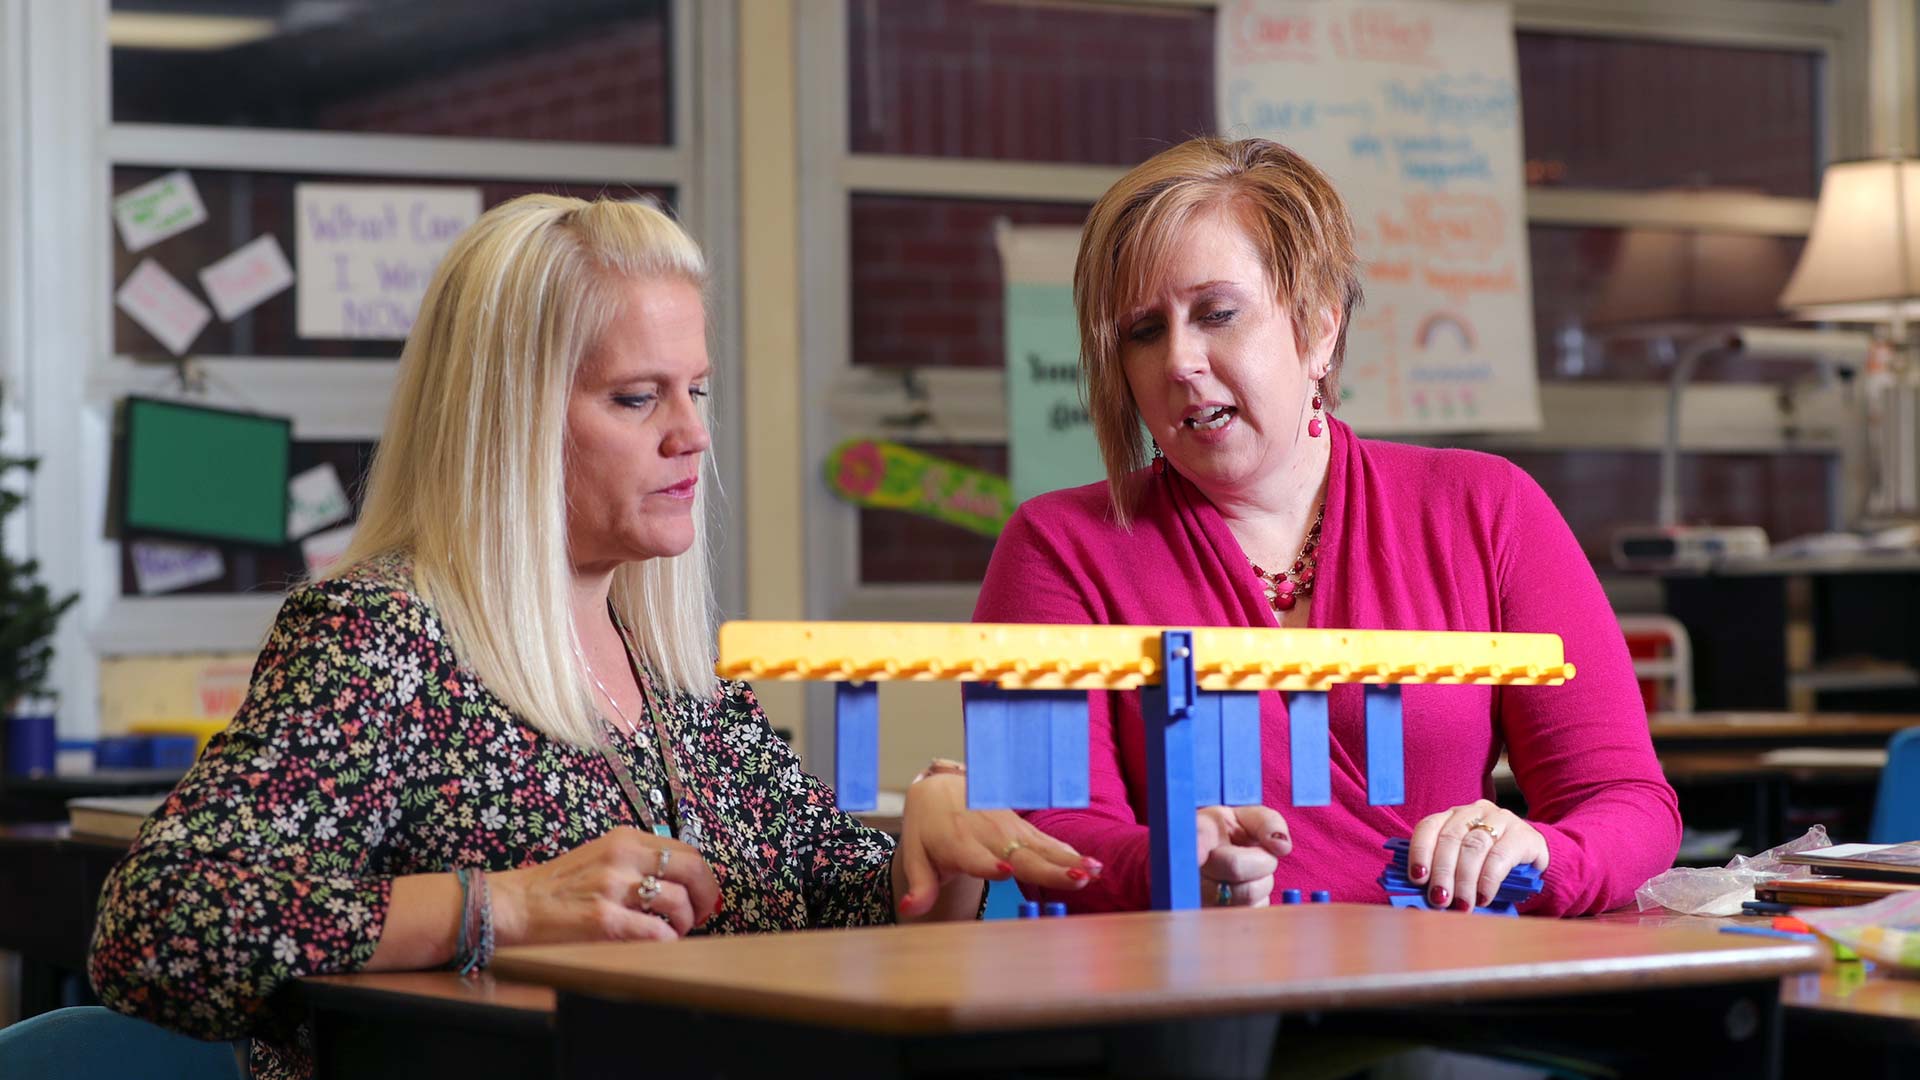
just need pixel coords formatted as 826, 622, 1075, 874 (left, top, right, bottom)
1868, 727, 1920, 843
0, 1006, 244, 1080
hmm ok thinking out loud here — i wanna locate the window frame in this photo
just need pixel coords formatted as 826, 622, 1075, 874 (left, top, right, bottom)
795, 0, 1869, 764
6, 0, 743, 736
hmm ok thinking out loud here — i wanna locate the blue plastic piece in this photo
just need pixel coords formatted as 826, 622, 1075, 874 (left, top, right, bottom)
95, 736, 151, 770
4, 713, 54, 777
1363, 685, 1405, 806
1219, 691, 1262, 804
1286, 691, 1331, 807
1005, 692, 1054, 810
1189, 691, 1222, 807
1142, 631, 1200, 911
1311, 890, 1331, 903
1043, 901, 1067, 917
1870, 726, 1920, 843
963, 684, 1013, 810
1281, 888, 1303, 904
982, 878, 1025, 920
1045, 690, 1091, 808
1378, 838, 1540, 916
1017, 900, 1040, 918
148, 735, 198, 770
833, 681, 880, 811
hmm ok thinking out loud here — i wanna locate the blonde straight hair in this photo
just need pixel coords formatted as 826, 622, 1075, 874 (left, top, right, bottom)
332, 193, 717, 749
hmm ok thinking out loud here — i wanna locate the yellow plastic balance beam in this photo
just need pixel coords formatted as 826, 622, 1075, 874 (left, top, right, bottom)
716, 621, 1573, 692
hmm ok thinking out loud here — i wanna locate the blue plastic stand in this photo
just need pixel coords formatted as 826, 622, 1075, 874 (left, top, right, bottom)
1142, 630, 1200, 911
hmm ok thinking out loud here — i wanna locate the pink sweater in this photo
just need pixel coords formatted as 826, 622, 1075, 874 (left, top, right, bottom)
973, 418, 1679, 916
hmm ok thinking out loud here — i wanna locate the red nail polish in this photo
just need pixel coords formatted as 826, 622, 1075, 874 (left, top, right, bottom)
1429, 886, 1449, 907
995, 861, 1014, 876
1082, 857, 1104, 875
1066, 868, 1088, 882
1411, 864, 1427, 883
1269, 831, 1286, 841
897, 893, 915, 912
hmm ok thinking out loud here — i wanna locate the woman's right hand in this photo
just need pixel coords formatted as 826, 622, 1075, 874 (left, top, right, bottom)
1197, 805, 1292, 907
490, 826, 719, 945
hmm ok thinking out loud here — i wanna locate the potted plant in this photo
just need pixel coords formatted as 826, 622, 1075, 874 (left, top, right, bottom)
0, 432, 78, 775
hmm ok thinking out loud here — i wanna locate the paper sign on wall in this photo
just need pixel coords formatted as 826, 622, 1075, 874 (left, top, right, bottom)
200, 235, 295, 321
113, 170, 208, 253
998, 223, 1104, 503
299, 524, 355, 577
286, 463, 351, 539
1217, 0, 1540, 432
130, 541, 225, 595
116, 259, 212, 356
296, 183, 482, 340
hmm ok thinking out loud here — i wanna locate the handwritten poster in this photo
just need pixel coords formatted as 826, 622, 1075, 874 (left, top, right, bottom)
1218, 0, 1540, 432
295, 183, 481, 340
998, 223, 1104, 503
286, 463, 351, 539
129, 540, 225, 595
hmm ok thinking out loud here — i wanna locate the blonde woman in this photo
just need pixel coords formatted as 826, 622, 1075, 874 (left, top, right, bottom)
90, 195, 1098, 1080
977, 137, 1678, 917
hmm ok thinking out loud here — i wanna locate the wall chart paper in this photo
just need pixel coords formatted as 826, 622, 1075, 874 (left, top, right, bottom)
1217, 0, 1541, 432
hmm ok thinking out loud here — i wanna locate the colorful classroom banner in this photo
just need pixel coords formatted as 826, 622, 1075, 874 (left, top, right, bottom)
825, 439, 1014, 537
998, 223, 1105, 503
1217, 0, 1541, 432
295, 183, 481, 340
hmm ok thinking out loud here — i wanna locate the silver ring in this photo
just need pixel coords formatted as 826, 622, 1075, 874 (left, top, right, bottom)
635, 874, 662, 912
654, 847, 671, 877
1215, 880, 1233, 907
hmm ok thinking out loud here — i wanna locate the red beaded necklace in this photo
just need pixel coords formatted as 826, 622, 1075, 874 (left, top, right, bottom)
1249, 505, 1324, 613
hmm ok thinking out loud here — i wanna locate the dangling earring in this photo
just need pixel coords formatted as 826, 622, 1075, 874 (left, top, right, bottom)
1151, 439, 1166, 475
1307, 380, 1325, 439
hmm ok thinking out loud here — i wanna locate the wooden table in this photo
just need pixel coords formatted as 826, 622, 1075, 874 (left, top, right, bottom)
454, 905, 1814, 1078
1596, 909, 1920, 1073
1649, 712, 1920, 743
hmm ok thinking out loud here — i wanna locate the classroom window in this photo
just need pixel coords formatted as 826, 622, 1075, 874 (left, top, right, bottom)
858, 443, 1007, 585
847, 0, 1213, 164
1528, 225, 1812, 382
1506, 450, 1834, 564
111, 166, 674, 359
851, 195, 1089, 369
1517, 33, 1822, 197
111, 0, 673, 145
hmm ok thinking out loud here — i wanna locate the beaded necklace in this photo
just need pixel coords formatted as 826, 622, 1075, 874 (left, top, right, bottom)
1248, 505, 1324, 613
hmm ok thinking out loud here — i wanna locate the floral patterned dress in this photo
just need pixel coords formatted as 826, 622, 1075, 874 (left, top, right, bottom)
87, 555, 896, 1078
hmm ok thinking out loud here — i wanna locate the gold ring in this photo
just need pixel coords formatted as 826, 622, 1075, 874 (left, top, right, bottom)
635, 874, 663, 912
1466, 819, 1500, 840
999, 839, 1026, 860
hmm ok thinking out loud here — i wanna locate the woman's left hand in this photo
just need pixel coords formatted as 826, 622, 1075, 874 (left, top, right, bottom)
892, 773, 1101, 920
1406, 799, 1549, 911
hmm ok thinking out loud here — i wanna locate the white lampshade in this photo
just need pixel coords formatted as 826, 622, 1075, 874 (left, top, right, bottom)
1780, 158, 1920, 321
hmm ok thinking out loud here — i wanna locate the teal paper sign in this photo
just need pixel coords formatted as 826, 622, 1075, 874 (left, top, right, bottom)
1005, 282, 1103, 503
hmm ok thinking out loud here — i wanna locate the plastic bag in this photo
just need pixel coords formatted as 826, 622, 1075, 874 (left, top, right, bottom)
1797, 891, 1920, 972
1634, 825, 1831, 915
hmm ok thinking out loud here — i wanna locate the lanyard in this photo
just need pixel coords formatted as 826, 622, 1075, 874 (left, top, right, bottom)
585, 607, 703, 851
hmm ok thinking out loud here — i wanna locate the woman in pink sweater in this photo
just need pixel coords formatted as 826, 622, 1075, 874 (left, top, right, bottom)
973, 137, 1678, 917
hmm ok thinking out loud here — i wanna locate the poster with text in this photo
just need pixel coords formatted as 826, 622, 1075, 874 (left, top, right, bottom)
1218, 0, 1540, 432
999, 223, 1104, 503
295, 183, 481, 340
